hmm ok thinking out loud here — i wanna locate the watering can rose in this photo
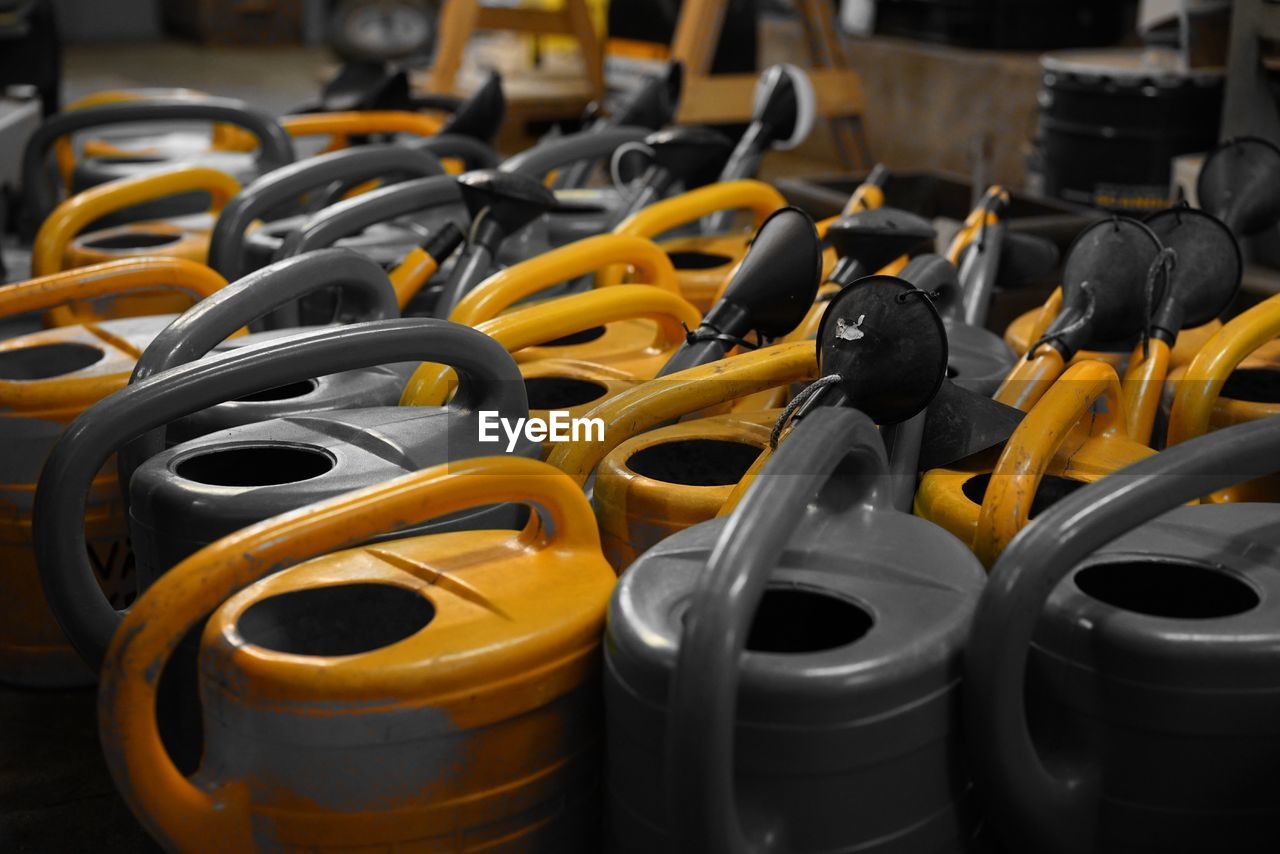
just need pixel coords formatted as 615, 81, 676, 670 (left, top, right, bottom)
479, 411, 605, 451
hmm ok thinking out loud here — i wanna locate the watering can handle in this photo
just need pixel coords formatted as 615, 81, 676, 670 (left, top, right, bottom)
410, 134, 501, 171
1166, 293, 1280, 445
32, 166, 242, 278
450, 233, 681, 327
973, 360, 1130, 568
500, 125, 651, 180
21, 98, 294, 236
545, 339, 817, 483
668, 406, 889, 854
33, 318, 526, 673
207, 144, 444, 281
968, 416, 1280, 854
280, 110, 445, 147
97, 454, 596, 852
0, 258, 227, 323
994, 344, 1067, 412
401, 285, 702, 406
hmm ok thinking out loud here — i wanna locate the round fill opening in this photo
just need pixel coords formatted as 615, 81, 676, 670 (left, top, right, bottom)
82, 231, 183, 250
1075, 560, 1260, 619
524, 376, 607, 410
962, 473, 1085, 519
0, 342, 104, 380
668, 250, 733, 270
1221, 368, 1280, 404
176, 445, 334, 487
628, 438, 761, 487
746, 587, 873, 653
236, 378, 319, 403
237, 583, 435, 656
542, 326, 607, 347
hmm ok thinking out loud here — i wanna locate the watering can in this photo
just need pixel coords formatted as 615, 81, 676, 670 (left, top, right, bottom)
0, 258, 226, 687
607, 405, 986, 853
19, 98, 296, 238
208, 144, 450, 285
607, 179, 789, 311
35, 316, 532, 673
269, 174, 466, 323
916, 359, 1155, 566
967, 414, 1280, 854
609, 126, 735, 226
996, 216, 1164, 410
97, 455, 614, 851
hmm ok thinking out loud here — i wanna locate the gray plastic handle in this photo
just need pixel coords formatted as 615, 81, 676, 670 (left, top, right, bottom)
966, 416, 1280, 854
409, 134, 501, 171
19, 97, 295, 236
208, 144, 444, 281
275, 174, 463, 260
667, 406, 890, 854
119, 249, 400, 482
501, 125, 650, 179
33, 317, 528, 672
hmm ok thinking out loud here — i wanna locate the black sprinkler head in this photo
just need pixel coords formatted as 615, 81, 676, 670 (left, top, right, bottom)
439, 70, 506, 143
1144, 206, 1242, 334
1196, 136, 1280, 236
714, 206, 823, 339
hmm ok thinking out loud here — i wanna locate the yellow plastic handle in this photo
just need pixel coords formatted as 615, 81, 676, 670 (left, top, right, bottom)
0, 257, 227, 322
944, 186, 1008, 266
600, 180, 787, 287
1167, 293, 1280, 445
32, 166, 241, 277
97, 455, 596, 851
546, 340, 816, 483
280, 110, 444, 150
814, 180, 886, 235
387, 247, 446, 310
450, 234, 681, 328
1121, 337, 1172, 445
402, 285, 701, 406
994, 345, 1068, 412
974, 360, 1128, 567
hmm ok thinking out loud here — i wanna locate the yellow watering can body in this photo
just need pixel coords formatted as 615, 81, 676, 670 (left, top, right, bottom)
0, 258, 226, 686
98, 456, 615, 851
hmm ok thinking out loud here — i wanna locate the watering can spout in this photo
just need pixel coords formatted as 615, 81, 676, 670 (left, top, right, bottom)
438, 69, 506, 143
1196, 136, 1280, 236
614, 61, 683, 130
825, 208, 936, 287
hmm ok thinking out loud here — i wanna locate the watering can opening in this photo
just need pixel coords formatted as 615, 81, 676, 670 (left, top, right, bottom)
81, 231, 184, 250
961, 472, 1084, 519
523, 376, 609, 410
1073, 558, 1260, 620
236, 582, 436, 657
744, 587, 874, 654
668, 249, 734, 270
235, 378, 320, 403
0, 342, 105, 379
627, 438, 762, 488
173, 444, 336, 488
1220, 368, 1280, 403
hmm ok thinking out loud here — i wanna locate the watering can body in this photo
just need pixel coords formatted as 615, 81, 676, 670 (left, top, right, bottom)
606, 408, 985, 852
98, 457, 615, 851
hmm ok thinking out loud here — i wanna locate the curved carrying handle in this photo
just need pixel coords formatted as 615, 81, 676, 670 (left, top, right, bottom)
98, 454, 597, 852
32, 166, 242, 278
668, 406, 889, 854
450, 233, 681, 327
0, 257, 227, 324
944, 186, 1007, 266
22, 98, 294, 235
118, 250, 402, 483
280, 110, 445, 147
546, 340, 816, 482
1166, 293, 1280, 445
409, 134, 501, 171
500, 125, 651, 179
401, 285, 702, 406
1120, 336, 1172, 445
994, 344, 1068, 412
973, 360, 1131, 567
967, 414, 1280, 854
33, 317, 527, 672
207, 144, 443, 280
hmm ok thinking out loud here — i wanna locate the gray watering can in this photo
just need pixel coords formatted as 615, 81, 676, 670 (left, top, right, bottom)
19, 98, 295, 238
34, 316, 532, 673
967, 414, 1280, 854
208, 144, 446, 283
606, 405, 986, 852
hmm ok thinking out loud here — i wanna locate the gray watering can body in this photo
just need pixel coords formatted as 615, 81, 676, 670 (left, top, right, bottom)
208, 144, 446, 284
34, 316, 533, 674
19, 98, 296, 238
606, 407, 985, 853
967, 415, 1280, 854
